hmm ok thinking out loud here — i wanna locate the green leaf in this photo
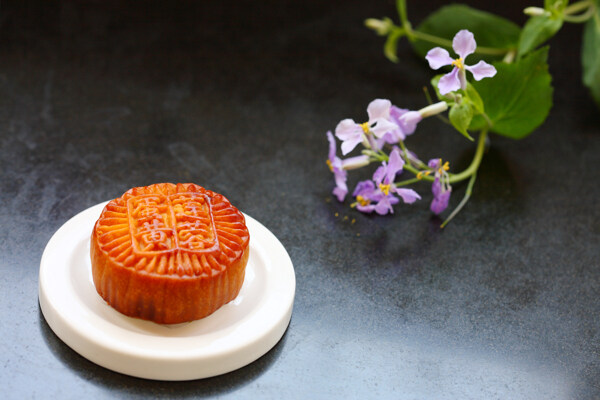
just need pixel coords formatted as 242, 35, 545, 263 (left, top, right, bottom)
449, 102, 474, 141
464, 83, 484, 114
468, 114, 487, 131
472, 47, 553, 139
518, 15, 563, 57
582, 7, 600, 107
412, 4, 521, 62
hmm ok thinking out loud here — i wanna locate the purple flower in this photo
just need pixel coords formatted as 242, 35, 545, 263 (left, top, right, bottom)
374, 106, 423, 147
327, 131, 370, 202
390, 106, 422, 140
352, 148, 420, 215
372, 107, 423, 150
431, 177, 452, 214
327, 131, 348, 202
335, 99, 399, 155
425, 30, 497, 95
372, 106, 423, 148
427, 158, 442, 170
353, 180, 389, 214
427, 158, 452, 214
353, 179, 405, 215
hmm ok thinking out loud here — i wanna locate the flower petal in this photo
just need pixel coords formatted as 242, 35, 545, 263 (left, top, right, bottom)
374, 196, 398, 215
430, 188, 451, 214
390, 106, 421, 139
326, 131, 336, 162
431, 176, 442, 197
437, 68, 461, 95
367, 99, 391, 121
370, 118, 398, 139
356, 203, 376, 214
452, 29, 476, 59
376, 131, 399, 147
330, 157, 342, 172
386, 147, 404, 183
394, 188, 421, 204
430, 177, 451, 214
426, 47, 454, 69
428, 158, 441, 169
372, 164, 386, 186
331, 160, 348, 202
396, 110, 422, 136
353, 180, 378, 214
353, 180, 376, 197
340, 138, 363, 156
335, 119, 363, 155
333, 185, 347, 202
389, 106, 408, 136
390, 106, 408, 119
335, 119, 361, 140
466, 60, 497, 81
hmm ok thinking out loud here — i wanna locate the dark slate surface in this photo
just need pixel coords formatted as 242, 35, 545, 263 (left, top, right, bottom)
1, 1, 599, 399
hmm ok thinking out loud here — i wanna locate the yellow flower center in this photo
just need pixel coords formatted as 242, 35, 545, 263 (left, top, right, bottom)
326, 159, 333, 172
360, 122, 370, 134
439, 161, 450, 174
417, 159, 449, 179
417, 170, 432, 180
379, 183, 391, 196
356, 195, 370, 206
451, 57, 464, 69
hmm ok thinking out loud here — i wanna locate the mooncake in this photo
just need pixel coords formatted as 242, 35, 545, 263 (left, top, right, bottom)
90, 183, 250, 324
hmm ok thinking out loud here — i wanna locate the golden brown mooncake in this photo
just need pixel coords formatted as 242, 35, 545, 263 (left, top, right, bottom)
90, 183, 250, 324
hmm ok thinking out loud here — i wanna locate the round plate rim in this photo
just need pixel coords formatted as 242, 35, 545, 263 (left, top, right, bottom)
39, 201, 295, 380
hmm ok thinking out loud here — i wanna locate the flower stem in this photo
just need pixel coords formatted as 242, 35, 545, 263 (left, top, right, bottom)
398, 140, 428, 169
404, 163, 431, 179
395, 177, 422, 187
362, 149, 388, 162
440, 170, 477, 228
564, 0, 594, 15
448, 129, 488, 183
563, 2, 596, 23
396, 0, 410, 28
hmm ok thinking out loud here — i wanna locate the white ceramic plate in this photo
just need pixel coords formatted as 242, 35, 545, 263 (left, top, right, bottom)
39, 201, 295, 381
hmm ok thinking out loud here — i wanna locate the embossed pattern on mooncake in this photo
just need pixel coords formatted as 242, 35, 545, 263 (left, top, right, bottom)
90, 183, 250, 324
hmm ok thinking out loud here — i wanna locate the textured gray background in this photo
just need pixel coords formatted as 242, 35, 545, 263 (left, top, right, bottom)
1, 0, 599, 399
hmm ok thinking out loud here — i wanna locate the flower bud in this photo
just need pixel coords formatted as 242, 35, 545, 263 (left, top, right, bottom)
364, 18, 393, 36
342, 155, 370, 170
419, 101, 448, 118
524, 7, 551, 17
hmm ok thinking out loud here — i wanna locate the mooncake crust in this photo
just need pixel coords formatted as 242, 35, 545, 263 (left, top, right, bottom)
90, 183, 250, 324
